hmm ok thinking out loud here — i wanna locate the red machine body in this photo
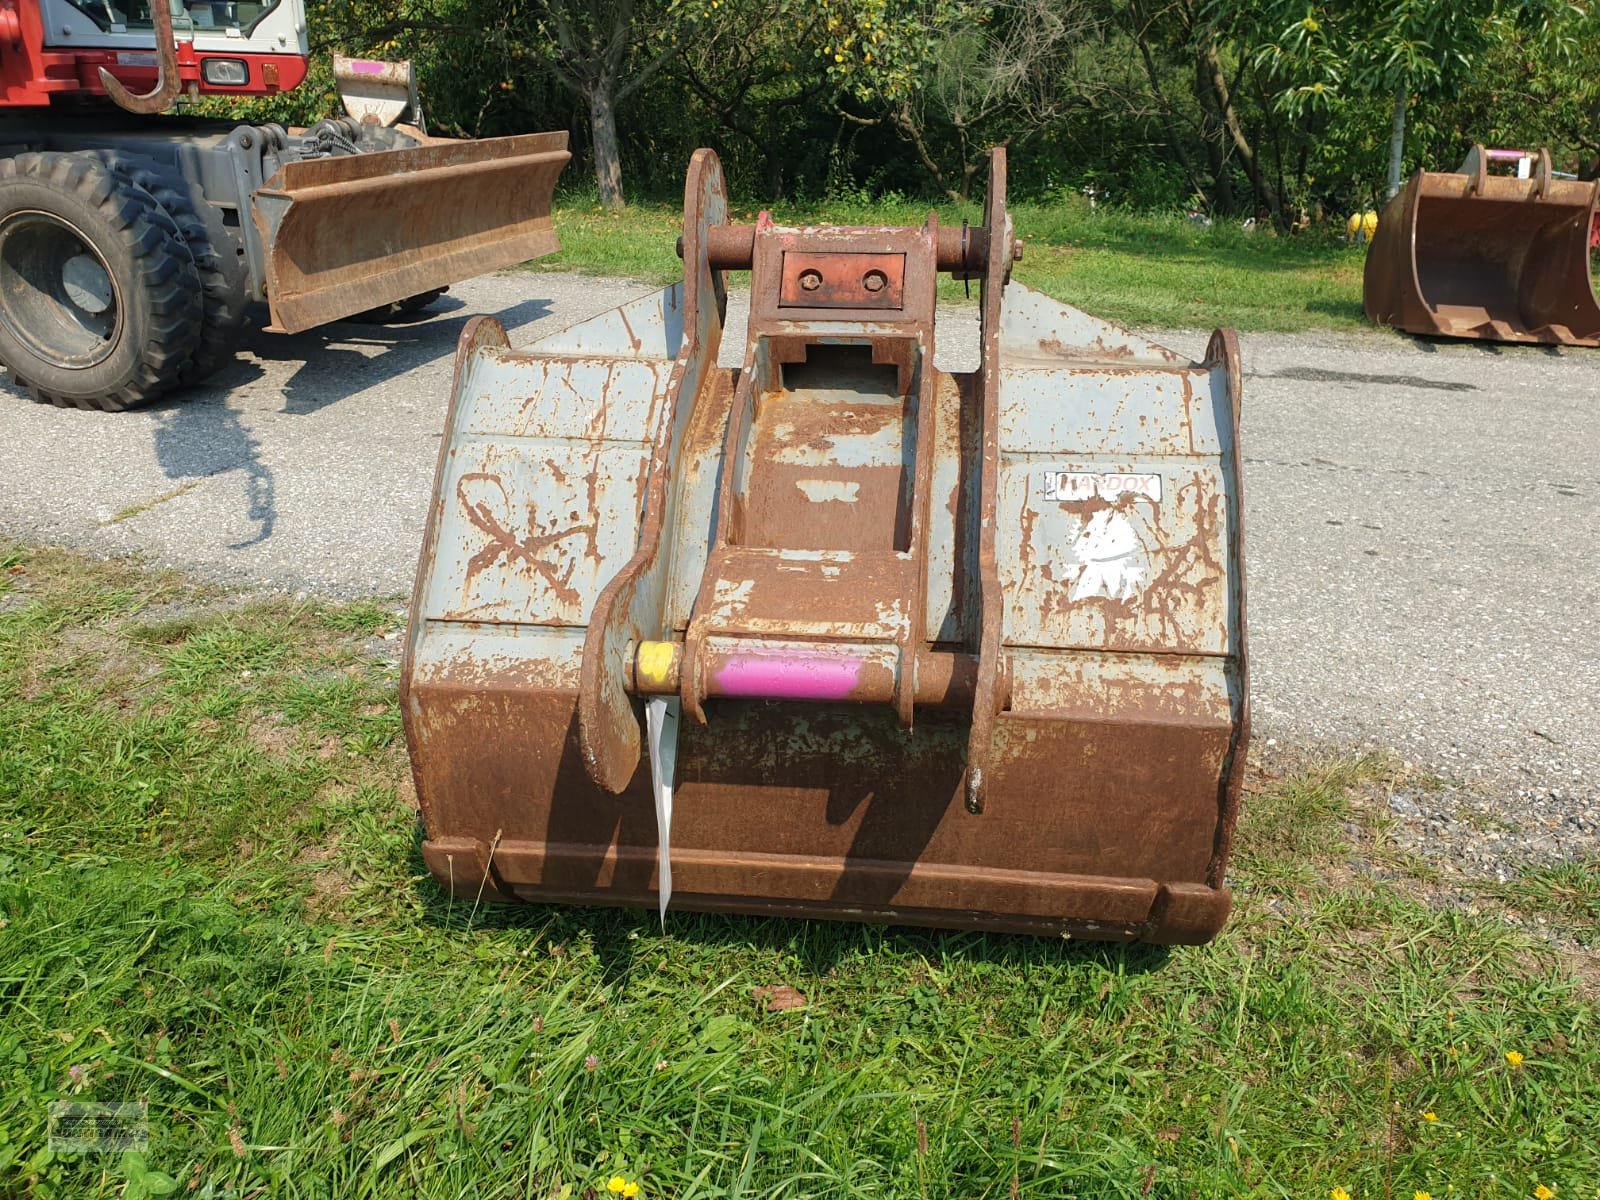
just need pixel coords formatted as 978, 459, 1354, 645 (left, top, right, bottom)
0, 1, 306, 107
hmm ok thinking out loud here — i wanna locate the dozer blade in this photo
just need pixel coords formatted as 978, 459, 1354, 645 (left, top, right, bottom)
1365, 145, 1600, 345
401, 148, 1249, 944
251, 131, 569, 334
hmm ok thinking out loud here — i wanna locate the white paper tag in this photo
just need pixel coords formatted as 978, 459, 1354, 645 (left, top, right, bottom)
645, 697, 680, 927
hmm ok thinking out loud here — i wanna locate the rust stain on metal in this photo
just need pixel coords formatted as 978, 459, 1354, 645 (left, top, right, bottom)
779, 250, 906, 309
456, 472, 594, 609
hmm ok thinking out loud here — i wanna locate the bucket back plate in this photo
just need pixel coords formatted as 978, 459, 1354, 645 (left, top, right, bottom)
401, 149, 1249, 943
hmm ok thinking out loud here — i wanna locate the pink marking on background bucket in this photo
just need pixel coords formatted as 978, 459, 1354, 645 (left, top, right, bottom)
349, 60, 387, 74
713, 651, 863, 701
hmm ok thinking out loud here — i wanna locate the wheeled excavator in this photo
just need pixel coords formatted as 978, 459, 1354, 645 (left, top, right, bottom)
0, 0, 568, 410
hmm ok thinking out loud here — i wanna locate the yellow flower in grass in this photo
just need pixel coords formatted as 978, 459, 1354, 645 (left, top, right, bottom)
606, 1179, 641, 1199
1506, 1050, 1525, 1068
1422, 1111, 1439, 1122
1416, 1192, 1433, 1200
1535, 1186, 1555, 1200
1332, 1189, 1352, 1200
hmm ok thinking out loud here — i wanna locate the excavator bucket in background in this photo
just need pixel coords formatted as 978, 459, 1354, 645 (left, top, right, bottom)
251, 130, 569, 334
401, 148, 1249, 944
333, 55, 424, 129
1365, 145, 1600, 345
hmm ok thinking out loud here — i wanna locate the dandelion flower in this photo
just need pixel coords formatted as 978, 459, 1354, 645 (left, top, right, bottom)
1332, 1189, 1352, 1200
1415, 1192, 1433, 1200
1505, 1050, 1525, 1068
1535, 1186, 1555, 1200
1422, 1111, 1438, 1121
608, 1178, 627, 1195
624, 1185, 640, 1199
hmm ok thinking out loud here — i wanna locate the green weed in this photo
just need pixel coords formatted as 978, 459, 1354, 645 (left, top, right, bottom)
533, 197, 1372, 335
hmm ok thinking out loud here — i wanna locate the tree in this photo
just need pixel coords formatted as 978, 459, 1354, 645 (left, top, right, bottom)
823, 0, 1113, 203
533, 0, 685, 209
1249, 0, 1566, 200
1459, 4, 1600, 177
319, 0, 696, 208
1124, 0, 1287, 220
667, 0, 836, 200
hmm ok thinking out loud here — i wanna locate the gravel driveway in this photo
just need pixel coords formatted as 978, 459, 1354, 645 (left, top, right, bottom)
2, 271, 1595, 867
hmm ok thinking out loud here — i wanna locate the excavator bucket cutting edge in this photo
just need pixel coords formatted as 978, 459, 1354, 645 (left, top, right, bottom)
252, 131, 569, 334
401, 147, 1249, 943
1365, 145, 1600, 346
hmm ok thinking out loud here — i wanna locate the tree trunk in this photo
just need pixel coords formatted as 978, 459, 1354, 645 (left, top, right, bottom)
1134, 35, 1207, 204
1386, 82, 1407, 200
1192, 51, 1236, 214
763, 149, 785, 202
892, 103, 962, 205
1198, 35, 1282, 222
587, 78, 625, 210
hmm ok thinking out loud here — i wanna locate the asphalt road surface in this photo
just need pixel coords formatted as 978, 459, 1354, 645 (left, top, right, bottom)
2, 271, 1595, 830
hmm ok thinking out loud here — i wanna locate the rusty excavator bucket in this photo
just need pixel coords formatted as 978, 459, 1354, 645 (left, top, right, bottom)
252, 130, 570, 334
1365, 146, 1600, 345
401, 148, 1249, 943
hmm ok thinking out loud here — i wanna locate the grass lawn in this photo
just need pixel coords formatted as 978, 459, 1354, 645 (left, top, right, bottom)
1, 542, 1596, 1198
535, 194, 1372, 335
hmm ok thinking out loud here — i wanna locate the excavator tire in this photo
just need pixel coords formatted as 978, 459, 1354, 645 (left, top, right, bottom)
97, 151, 250, 388
349, 287, 448, 323
0, 152, 202, 411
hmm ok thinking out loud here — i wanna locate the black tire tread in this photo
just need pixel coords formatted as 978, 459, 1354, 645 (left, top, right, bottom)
0, 151, 202, 411
350, 287, 447, 323
96, 151, 247, 387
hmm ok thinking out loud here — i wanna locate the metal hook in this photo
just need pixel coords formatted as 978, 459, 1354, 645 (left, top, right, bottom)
99, 0, 181, 114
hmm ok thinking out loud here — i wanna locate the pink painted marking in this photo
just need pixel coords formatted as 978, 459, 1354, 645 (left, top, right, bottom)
713, 651, 863, 701
348, 60, 387, 74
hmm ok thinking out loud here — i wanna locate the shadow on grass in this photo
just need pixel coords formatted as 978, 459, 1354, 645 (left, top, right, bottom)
403, 821, 1174, 984
1305, 297, 1368, 322
1016, 218, 1361, 277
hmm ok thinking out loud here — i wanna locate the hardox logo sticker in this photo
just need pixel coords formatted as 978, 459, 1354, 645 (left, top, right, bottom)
1039, 470, 1163, 603
1040, 470, 1162, 504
